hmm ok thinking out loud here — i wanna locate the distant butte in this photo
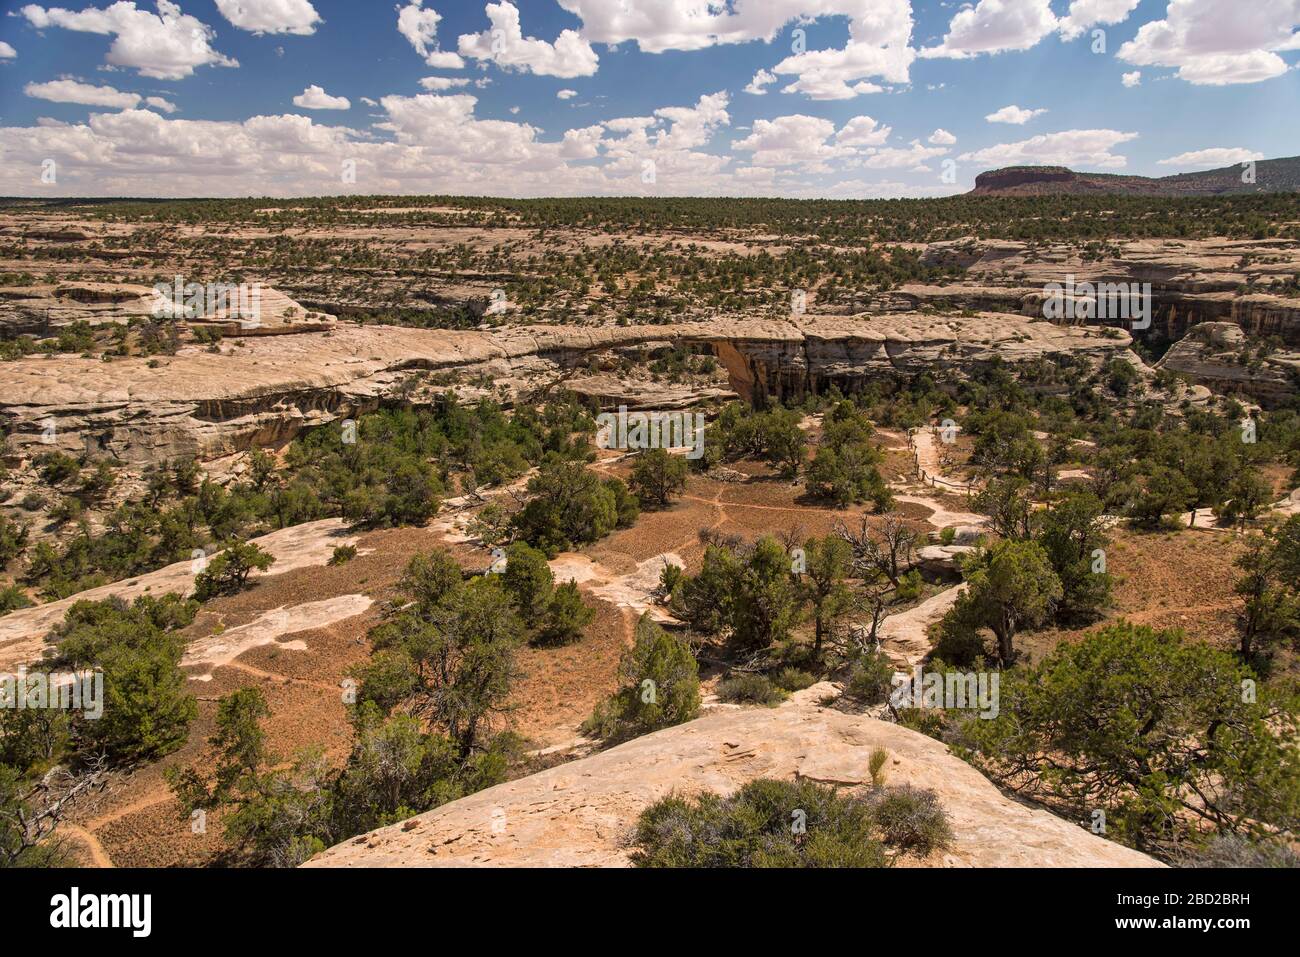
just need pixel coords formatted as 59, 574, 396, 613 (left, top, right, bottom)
970, 156, 1300, 197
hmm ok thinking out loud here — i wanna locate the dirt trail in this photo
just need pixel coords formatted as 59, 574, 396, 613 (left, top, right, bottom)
911, 427, 972, 493
681, 493, 812, 514
87, 792, 174, 831
59, 823, 113, 868
217, 659, 341, 693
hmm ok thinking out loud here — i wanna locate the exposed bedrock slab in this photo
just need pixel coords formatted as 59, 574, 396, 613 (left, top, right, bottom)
304, 684, 1162, 869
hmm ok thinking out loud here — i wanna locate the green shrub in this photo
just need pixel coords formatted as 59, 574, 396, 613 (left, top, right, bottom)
0, 514, 30, 566
961, 621, 1300, 854
658, 561, 683, 599
717, 673, 786, 706
773, 667, 816, 692
45, 594, 199, 763
534, 579, 594, 647
894, 569, 924, 603
35, 452, 81, 486
631, 778, 888, 868
1181, 835, 1300, 869
513, 460, 634, 555
843, 649, 895, 705
194, 540, 275, 601
583, 615, 699, 742
869, 785, 954, 854
328, 544, 358, 566
501, 541, 553, 620
629, 448, 688, 508
0, 585, 33, 617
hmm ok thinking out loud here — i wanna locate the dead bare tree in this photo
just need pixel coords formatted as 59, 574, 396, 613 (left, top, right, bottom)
698, 527, 745, 553
835, 513, 919, 586
820, 574, 894, 664
778, 524, 805, 554
0, 758, 109, 867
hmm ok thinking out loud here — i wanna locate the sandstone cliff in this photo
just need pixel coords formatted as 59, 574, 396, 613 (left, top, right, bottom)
0, 316, 1127, 464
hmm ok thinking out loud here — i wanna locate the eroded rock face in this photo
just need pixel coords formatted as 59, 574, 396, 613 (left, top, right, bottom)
0, 316, 1128, 463
0, 282, 334, 335
912, 238, 1300, 347
304, 685, 1162, 869
1157, 321, 1300, 405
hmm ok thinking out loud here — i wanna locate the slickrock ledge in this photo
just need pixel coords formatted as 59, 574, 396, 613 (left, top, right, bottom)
304, 685, 1162, 869
0, 316, 1128, 463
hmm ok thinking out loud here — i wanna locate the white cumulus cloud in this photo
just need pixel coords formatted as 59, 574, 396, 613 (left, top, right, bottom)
734, 114, 843, 169
744, 69, 776, 95
1118, 0, 1300, 86
19, 1, 238, 79
959, 128, 1138, 168
293, 85, 350, 110
459, 2, 599, 78
214, 0, 321, 36
1058, 0, 1141, 40
922, 0, 1059, 58
419, 76, 471, 91
397, 0, 465, 68
835, 115, 893, 147
561, 0, 915, 99
986, 104, 1047, 124
929, 128, 957, 145
25, 79, 141, 109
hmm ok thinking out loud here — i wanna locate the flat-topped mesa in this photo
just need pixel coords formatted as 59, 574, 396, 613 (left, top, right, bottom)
970, 157, 1300, 196
0, 316, 1130, 464
972, 166, 1077, 194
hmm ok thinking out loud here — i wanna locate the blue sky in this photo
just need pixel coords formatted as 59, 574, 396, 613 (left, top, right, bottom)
0, 0, 1297, 197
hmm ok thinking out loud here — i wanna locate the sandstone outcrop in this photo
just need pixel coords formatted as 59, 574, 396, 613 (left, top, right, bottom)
1157, 321, 1300, 405
0, 281, 334, 335
304, 685, 1162, 869
0, 518, 360, 672
912, 238, 1300, 347
0, 316, 1128, 463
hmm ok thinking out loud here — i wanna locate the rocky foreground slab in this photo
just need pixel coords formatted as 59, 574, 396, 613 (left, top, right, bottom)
304, 685, 1161, 869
